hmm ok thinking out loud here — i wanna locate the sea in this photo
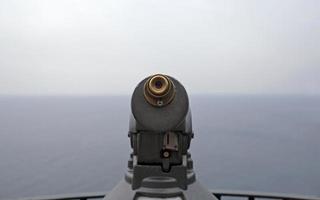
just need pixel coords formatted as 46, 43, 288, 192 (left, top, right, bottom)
0, 95, 319, 199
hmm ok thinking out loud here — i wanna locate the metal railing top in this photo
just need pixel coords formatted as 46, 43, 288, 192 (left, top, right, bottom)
8, 190, 320, 200
211, 189, 320, 200
8, 192, 106, 200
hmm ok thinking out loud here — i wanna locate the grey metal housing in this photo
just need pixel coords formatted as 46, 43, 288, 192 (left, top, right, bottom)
104, 75, 217, 200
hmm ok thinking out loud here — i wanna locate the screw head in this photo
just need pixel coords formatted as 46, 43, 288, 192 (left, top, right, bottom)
163, 151, 170, 158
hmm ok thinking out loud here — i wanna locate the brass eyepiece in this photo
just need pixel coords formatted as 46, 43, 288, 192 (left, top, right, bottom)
148, 75, 169, 96
144, 74, 175, 107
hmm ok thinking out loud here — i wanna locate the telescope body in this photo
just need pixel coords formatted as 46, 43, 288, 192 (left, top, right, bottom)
104, 74, 217, 200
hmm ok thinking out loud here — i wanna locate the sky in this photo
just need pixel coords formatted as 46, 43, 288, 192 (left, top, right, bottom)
0, 0, 319, 95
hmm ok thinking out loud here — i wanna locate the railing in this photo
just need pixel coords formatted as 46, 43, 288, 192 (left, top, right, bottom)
11, 192, 106, 200
211, 190, 320, 200
10, 190, 320, 200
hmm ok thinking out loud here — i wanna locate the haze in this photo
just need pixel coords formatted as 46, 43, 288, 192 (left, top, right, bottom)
0, 0, 319, 95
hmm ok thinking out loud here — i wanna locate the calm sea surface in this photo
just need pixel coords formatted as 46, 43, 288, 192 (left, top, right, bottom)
0, 95, 319, 199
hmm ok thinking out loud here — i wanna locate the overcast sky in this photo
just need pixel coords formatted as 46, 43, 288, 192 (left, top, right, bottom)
0, 0, 319, 95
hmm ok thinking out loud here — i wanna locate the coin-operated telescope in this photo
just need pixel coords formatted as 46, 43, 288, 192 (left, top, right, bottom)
104, 74, 217, 200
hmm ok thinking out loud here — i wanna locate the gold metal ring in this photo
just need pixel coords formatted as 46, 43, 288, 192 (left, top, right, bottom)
144, 74, 176, 107
148, 75, 170, 96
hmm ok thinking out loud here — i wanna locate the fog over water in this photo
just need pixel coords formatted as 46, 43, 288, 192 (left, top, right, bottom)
0, 95, 319, 199
0, 0, 320, 95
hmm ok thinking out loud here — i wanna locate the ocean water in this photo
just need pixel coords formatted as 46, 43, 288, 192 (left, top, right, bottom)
0, 95, 319, 199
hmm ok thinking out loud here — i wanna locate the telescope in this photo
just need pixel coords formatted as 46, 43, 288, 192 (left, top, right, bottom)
105, 74, 217, 200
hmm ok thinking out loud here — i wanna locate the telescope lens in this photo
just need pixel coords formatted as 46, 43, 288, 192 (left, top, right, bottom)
155, 80, 163, 89
144, 74, 176, 107
148, 75, 169, 96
